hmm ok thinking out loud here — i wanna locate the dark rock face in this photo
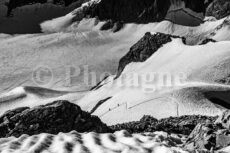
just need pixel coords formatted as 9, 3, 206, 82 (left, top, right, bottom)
206, 0, 230, 19
110, 115, 217, 135
1, 0, 89, 34
87, 0, 170, 23
86, 0, 208, 24
116, 32, 185, 77
0, 101, 111, 138
6, 0, 45, 17
6, 0, 87, 16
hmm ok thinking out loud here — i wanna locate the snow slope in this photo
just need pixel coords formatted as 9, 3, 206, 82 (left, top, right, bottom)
0, 18, 146, 93
77, 38, 230, 125
0, 19, 161, 113
1, 14, 230, 122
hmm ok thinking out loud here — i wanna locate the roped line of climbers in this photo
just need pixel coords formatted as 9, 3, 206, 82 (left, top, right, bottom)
99, 97, 180, 117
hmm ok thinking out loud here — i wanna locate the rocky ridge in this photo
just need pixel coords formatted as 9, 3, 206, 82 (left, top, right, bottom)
78, 0, 230, 32
110, 113, 230, 151
85, 0, 230, 26
6, 0, 209, 22
86, 0, 208, 24
110, 115, 218, 135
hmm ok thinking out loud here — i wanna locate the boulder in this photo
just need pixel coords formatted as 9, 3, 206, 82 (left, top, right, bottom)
185, 123, 216, 151
0, 100, 111, 138
185, 118, 230, 151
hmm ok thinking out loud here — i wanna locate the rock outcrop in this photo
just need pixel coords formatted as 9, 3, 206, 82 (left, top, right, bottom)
86, 0, 208, 24
185, 122, 230, 151
66, 0, 214, 32
0, 100, 111, 138
116, 32, 185, 77
111, 114, 230, 151
185, 123, 217, 150
185, 110, 230, 151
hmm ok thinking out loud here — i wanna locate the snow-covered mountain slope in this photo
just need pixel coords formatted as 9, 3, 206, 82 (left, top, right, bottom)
0, 19, 155, 94
0, 19, 161, 113
76, 32, 230, 125
1, 15, 230, 122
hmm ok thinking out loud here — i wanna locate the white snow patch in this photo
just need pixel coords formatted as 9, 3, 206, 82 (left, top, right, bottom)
41, 13, 76, 33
